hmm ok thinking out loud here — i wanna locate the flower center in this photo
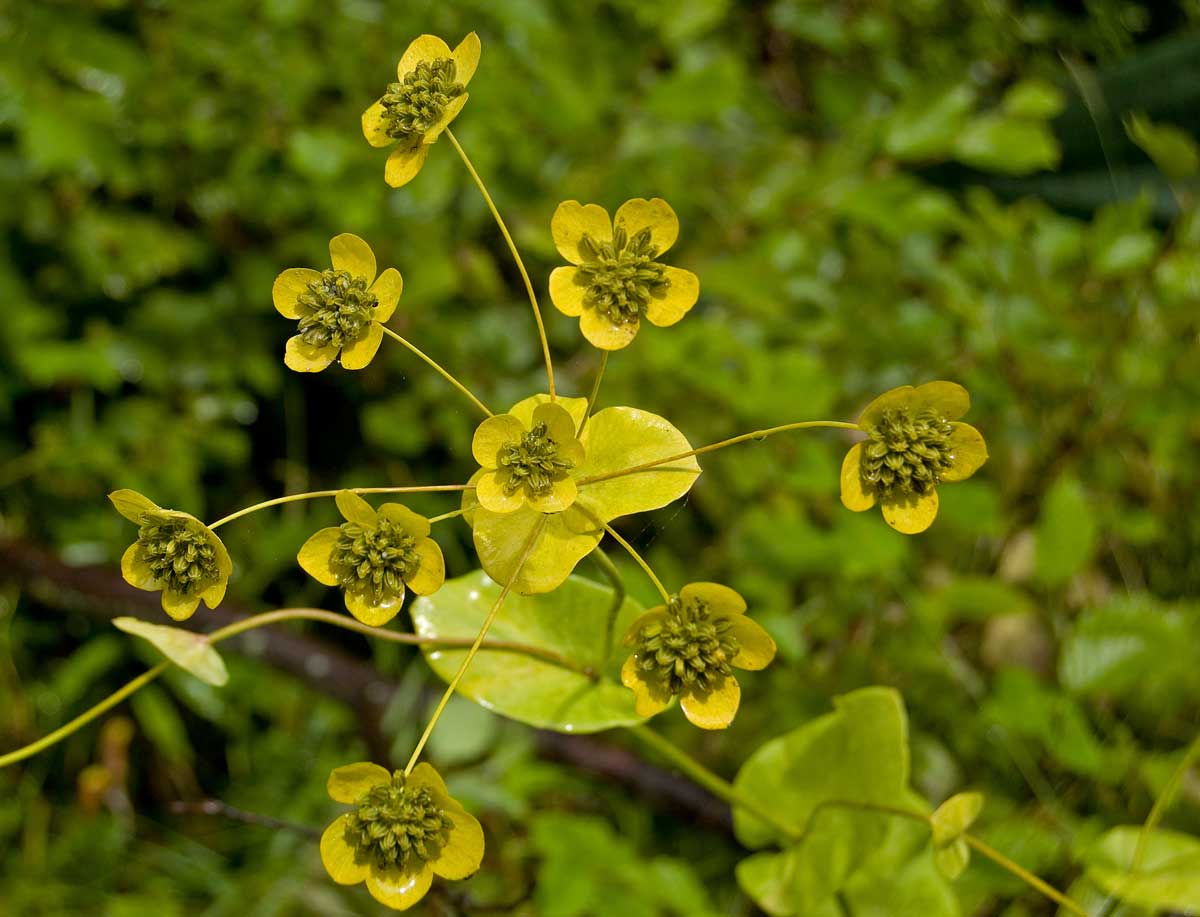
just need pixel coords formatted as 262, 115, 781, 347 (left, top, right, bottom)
136, 512, 220, 596
577, 226, 670, 325
499, 421, 575, 497
296, 269, 377, 350
344, 775, 453, 871
633, 596, 740, 695
381, 58, 465, 140
861, 407, 955, 498
330, 518, 419, 604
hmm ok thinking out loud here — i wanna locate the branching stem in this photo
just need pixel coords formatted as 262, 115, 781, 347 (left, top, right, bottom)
380, 326, 492, 416
207, 484, 469, 530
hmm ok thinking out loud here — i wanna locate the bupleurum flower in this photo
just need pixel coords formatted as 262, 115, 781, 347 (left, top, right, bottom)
362, 33, 481, 188
298, 491, 445, 626
470, 402, 585, 514
109, 489, 232, 621
549, 198, 700, 350
273, 233, 402, 373
840, 381, 988, 534
320, 761, 484, 911
621, 582, 775, 730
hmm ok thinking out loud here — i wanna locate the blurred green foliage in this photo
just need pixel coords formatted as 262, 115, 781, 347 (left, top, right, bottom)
3, 0, 1200, 913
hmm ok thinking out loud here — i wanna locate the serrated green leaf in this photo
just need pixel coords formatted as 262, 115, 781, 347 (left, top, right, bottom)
114, 617, 228, 687
1084, 827, 1200, 912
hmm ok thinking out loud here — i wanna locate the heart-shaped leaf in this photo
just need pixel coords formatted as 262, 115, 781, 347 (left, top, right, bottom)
113, 617, 229, 686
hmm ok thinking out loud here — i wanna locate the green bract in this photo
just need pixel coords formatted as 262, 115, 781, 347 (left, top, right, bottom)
113, 616, 229, 687
929, 792, 983, 880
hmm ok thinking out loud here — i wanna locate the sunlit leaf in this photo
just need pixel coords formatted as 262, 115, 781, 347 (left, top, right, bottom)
1084, 826, 1200, 912
113, 616, 229, 687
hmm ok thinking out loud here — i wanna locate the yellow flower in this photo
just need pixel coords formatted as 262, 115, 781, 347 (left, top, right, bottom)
470, 402, 585, 514
298, 491, 445, 626
320, 761, 484, 911
109, 489, 232, 621
549, 198, 700, 350
620, 583, 776, 730
839, 381, 988, 534
362, 33, 481, 188
273, 233, 402, 373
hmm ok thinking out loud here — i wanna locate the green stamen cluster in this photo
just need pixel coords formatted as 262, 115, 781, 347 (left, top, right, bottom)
381, 58, 465, 140
577, 226, 670, 325
499, 422, 574, 496
296, 269, 377, 350
330, 518, 419, 605
633, 596, 739, 695
137, 512, 220, 596
861, 407, 955, 497
345, 775, 453, 871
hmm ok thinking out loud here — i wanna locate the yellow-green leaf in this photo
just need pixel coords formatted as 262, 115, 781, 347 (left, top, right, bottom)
113, 617, 229, 687
930, 792, 983, 846
1084, 826, 1200, 913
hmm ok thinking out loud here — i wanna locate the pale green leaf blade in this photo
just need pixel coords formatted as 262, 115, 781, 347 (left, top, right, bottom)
471, 502, 603, 596
932, 839, 970, 881
1034, 475, 1097, 586
930, 792, 984, 846
1084, 826, 1200, 912
1125, 112, 1200, 180
113, 616, 228, 686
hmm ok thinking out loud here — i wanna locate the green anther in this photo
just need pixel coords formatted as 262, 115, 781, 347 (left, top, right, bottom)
499, 421, 574, 497
295, 269, 378, 350
861, 407, 955, 498
633, 595, 740, 695
344, 774, 453, 871
136, 512, 220, 596
329, 518, 419, 605
381, 58, 465, 140
576, 226, 670, 325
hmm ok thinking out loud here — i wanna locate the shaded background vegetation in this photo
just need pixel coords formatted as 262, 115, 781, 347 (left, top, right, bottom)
2, 0, 1199, 913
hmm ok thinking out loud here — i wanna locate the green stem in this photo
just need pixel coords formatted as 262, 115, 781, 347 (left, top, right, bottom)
589, 546, 626, 664
1132, 733, 1200, 870
379, 326, 492, 417
428, 508, 466, 525
577, 420, 861, 487
601, 522, 671, 605
207, 484, 469, 530
445, 127, 556, 399
962, 834, 1087, 917
580, 350, 609, 435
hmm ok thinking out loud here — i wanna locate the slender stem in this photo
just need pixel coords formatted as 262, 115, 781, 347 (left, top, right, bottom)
601, 523, 671, 604
580, 350, 609, 434
445, 127, 556, 399
589, 546, 626, 664
428, 508, 466, 525
1132, 733, 1200, 870
170, 799, 322, 840
404, 518, 548, 775
207, 484, 470, 530
0, 662, 170, 769
627, 725, 802, 842
379, 326, 492, 417
577, 420, 861, 487
963, 834, 1087, 916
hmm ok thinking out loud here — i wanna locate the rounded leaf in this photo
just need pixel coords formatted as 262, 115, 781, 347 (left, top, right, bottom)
931, 792, 984, 847
113, 617, 229, 687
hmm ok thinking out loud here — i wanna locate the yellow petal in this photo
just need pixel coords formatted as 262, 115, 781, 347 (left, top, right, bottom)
881, 489, 940, 534
385, 140, 430, 188
839, 443, 877, 511
320, 814, 370, 885
551, 201, 612, 265
423, 93, 469, 145
284, 335, 338, 373
549, 265, 586, 317
272, 268, 320, 318
644, 266, 699, 328
370, 268, 403, 323
507, 394, 590, 431
471, 413, 526, 467
362, 99, 392, 148
474, 469, 527, 514
121, 544, 158, 591
680, 677, 741, 730
397, 34, 453, 80
614, 197, 679, 255
620, 608, 667, 647
340, 322, 383, 370
160, 589, 201, 622
297, 527, 342, 586
406, 762, 450, 800
365, 862, 433, 910
378, 503, 430, 538
327, 761, 391, 803
680, 582, 745, 617
209, 529, 233, 580
915, 380, 970, 421
200, 578, 226, 610
329, 233, 376, 285
336, 490, 379, 526
726, 616, 776, 671
942, 422, 988, 482
621, 655, 673, 717
109, 489, 159, 523
345, 588, 404, 627
532, 402, 578, 447
856, 385, 916, 428
404, 538, 445, 595
528, 475, 577, 514
580, 308, 639, 351
451, 32, 481, 86
433, 802, 485, 880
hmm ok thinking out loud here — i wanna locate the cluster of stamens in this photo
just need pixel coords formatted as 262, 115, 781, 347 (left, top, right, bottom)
330, 518, 419, 605
861, 407, 955, 497
296, 269, 377, 350
499, 422, 574, 496
381, 58, 465, 140
344, 774, 453, 871
577, 227, 670, 325
136, 512, 220, 596
633, 596, 740, 695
